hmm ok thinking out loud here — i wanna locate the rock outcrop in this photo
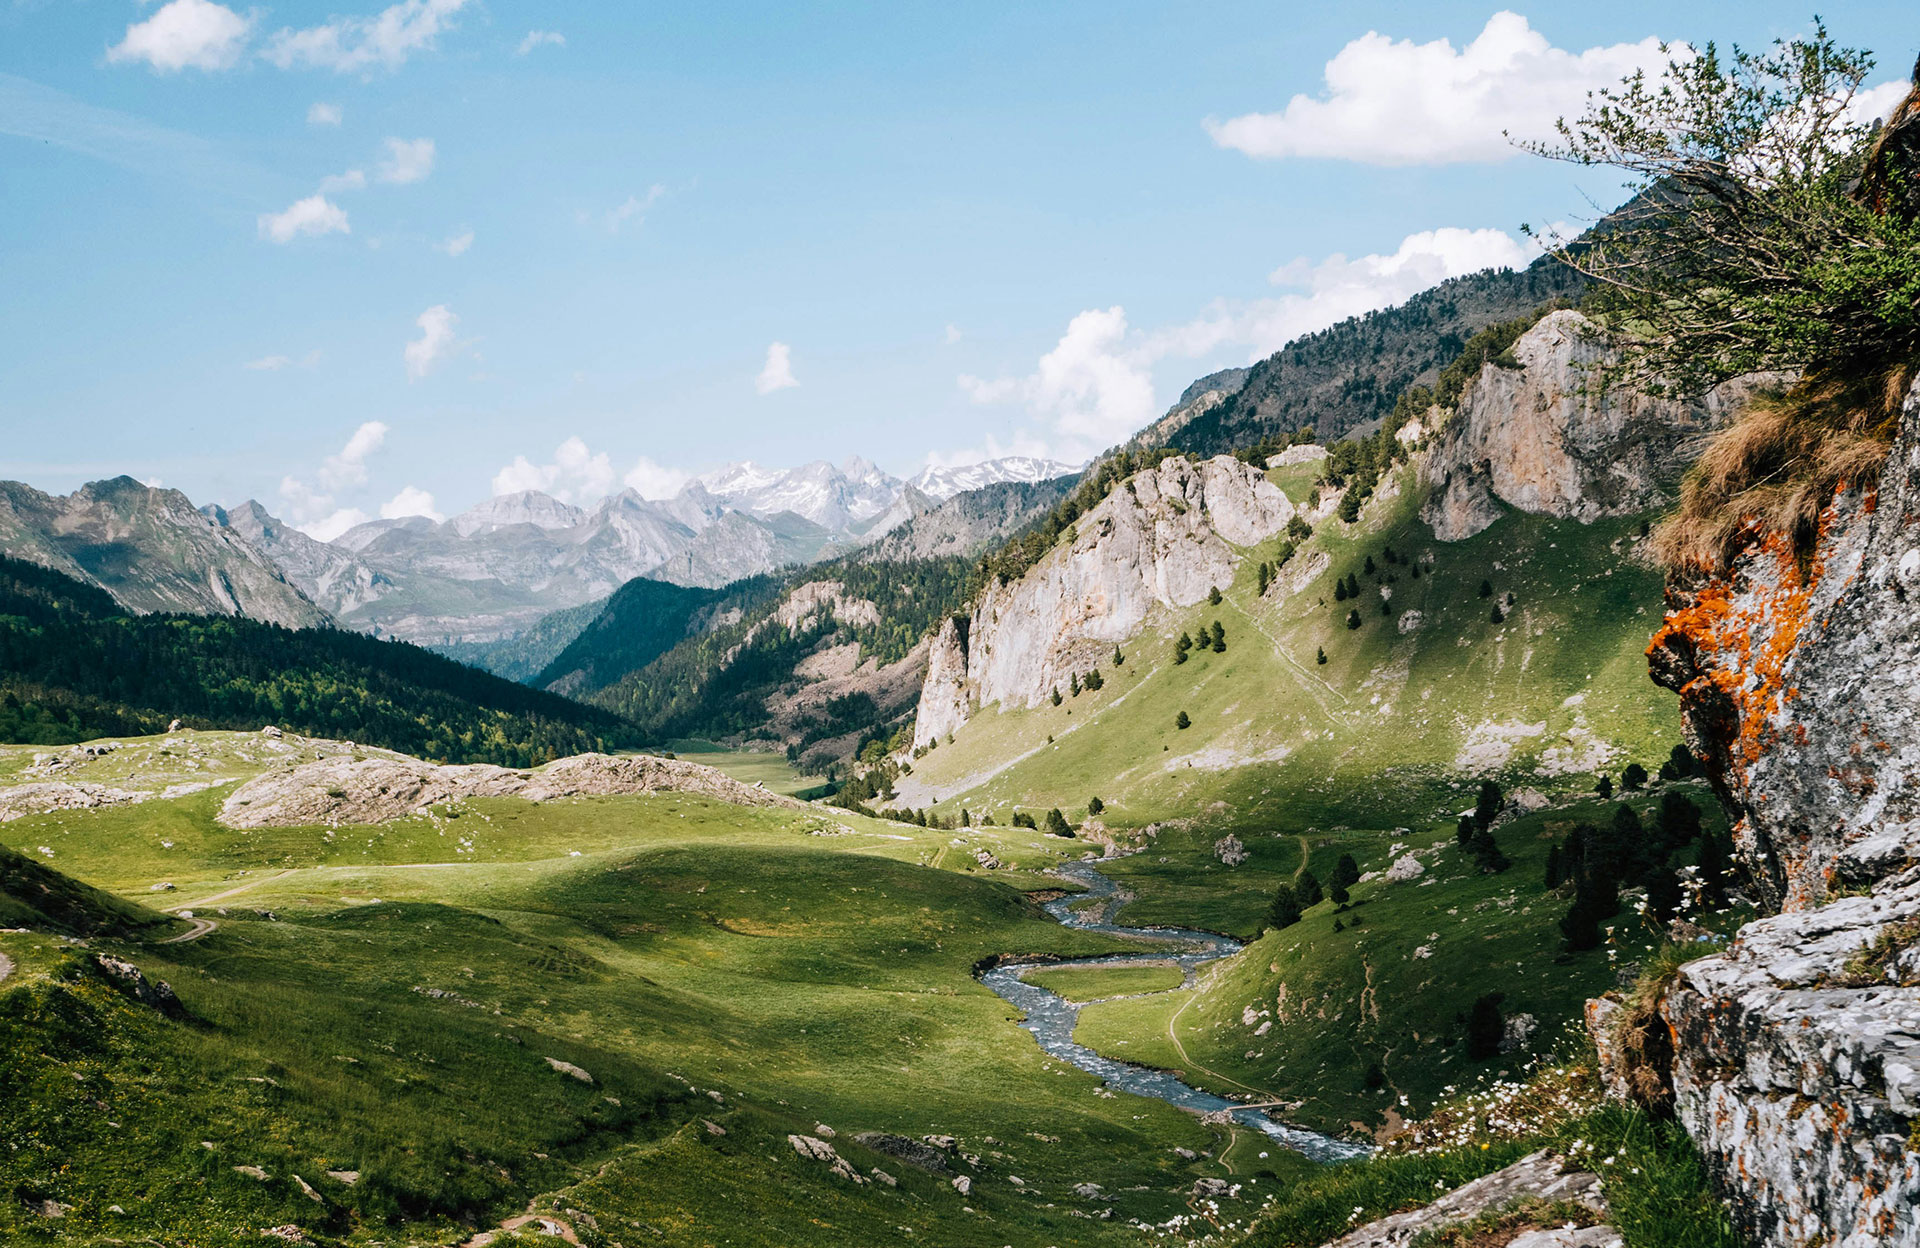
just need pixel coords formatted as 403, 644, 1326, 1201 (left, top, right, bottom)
1639, 377, 1920, 1247
1420, 311, 1759, 541
1322, 1150, 1613, 1248
219, 751, 805, 827
911, 455, 1293, 747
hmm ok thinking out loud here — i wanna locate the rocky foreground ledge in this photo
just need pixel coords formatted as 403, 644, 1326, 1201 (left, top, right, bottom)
1624, 378, 1920, 1248
219, 751, 806, 827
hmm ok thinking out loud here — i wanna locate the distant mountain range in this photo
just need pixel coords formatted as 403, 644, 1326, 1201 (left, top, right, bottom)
0, 455, 1081, 655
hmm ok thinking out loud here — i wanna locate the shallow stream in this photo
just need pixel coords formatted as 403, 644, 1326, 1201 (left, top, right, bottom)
980, 859, 1370, 1164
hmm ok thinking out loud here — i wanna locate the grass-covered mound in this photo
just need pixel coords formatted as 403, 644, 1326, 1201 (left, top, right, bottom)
0, 841, 172, 936
0, 554, 637, 764
0, 763, 1230, 1245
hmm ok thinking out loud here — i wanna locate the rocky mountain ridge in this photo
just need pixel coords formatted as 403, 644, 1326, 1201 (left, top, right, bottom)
913, 455, 1296, 748
0, 477, 327, 629
1419, 311, 1768, 541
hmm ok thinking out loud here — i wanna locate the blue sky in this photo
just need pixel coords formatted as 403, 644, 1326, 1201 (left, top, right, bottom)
2, 1, 1912, 536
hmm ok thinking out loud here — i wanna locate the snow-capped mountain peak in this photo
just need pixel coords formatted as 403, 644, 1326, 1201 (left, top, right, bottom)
908, 456, 1082, 502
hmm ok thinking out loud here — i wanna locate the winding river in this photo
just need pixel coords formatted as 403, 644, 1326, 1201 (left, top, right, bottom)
981, 859, 1370, 1165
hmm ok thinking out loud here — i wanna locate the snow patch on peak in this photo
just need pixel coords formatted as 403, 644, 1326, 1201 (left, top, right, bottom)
910, 456, 1082, 502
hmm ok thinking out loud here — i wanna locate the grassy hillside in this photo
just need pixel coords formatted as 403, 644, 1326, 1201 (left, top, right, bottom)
903, 465, 1677, 837
0, 555, 636, 765
892, 462, 1720, 1133
0, 731, 1246, 1246
0, 841, 175, 936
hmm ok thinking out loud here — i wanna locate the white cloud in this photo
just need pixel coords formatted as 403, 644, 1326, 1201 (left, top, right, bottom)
922, 431, 1056, 472
376, 137, 434, 184
1850, 80, 1913, 128
605, 185, 665, 233
403, 304, 458, 380
516, 30, 565, 55
944, 323, 964, 345
258, 194, 350, 243
492, 437, 616, 504
319, 168, 367, 192
1205, 12, 1671, 166
622, 456, 690, 501
958, 308, 1156, 455
1152, 226, 1536, 361
264, 0, 472, 74
379, 485, 442, 521
299, 507, 373, 542
319, 420, 389, 491
958, 225, 1542, 458
437, 229, 474, 257
107, 0, 253, 73
245, 354, 293, 371
756, 342, 798, 394
307, 101, 344, 126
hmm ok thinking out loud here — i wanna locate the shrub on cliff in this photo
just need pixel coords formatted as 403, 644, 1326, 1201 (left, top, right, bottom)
1531, 27, 1920, 569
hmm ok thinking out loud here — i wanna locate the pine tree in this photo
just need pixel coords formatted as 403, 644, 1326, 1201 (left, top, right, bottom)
1087, 795, 1104, 816
1346, 573, 1361, 599
1466, 992, 1506, 1059
1457, 814, 1476, 847
1335, 578, 1349, 602
1267, 884, 1302, 931
960, 809, 971, 827
1175, 632, 1192, 664
1470, 824, 1510, 874
1050, 687, 1062, 706
1329, 880, 1350, 907
1622, 762, 1649, 791
1364, 555, 1377, 576
1316, 646, 1328, 665
1209, 621, 1225, 651
1297, 870, 1323, 907
1113, 645, 1124, 666
1069, 672, 1081, 697
1257, 564, 1270, 595
1346, 608, 1362, 630
1175, 711, 1191, 730
1044, 808, 1073, 837
1490, 604, 1505, 624
1208, 586, 1222, 606
1595, 774, 1614, 800
1332, 853, 1361, 888
1646, 867, 1684, 923
1657, 790, 1703, 851
1479, 579, 1493, 598
1474, 779, 1503, 829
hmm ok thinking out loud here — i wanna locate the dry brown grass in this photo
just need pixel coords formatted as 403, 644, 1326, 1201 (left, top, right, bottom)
1655, 362, 1916, 571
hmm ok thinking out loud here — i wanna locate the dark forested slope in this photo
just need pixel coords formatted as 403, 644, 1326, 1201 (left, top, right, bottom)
0, 556, 636, 764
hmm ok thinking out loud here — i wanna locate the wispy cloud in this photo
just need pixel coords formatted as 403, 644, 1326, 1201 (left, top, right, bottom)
264, 0, 473, 74
0, 73, 270, 198
307, 101, 344, 126
437, 229, 474, 257
516, 30, 565, 56
603, 184, 665, 233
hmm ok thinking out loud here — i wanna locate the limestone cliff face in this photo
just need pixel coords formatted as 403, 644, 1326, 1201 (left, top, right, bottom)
1642, 378, 1920, 1248
910, 456, 1292, 748
1421, 311, 1754, 541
